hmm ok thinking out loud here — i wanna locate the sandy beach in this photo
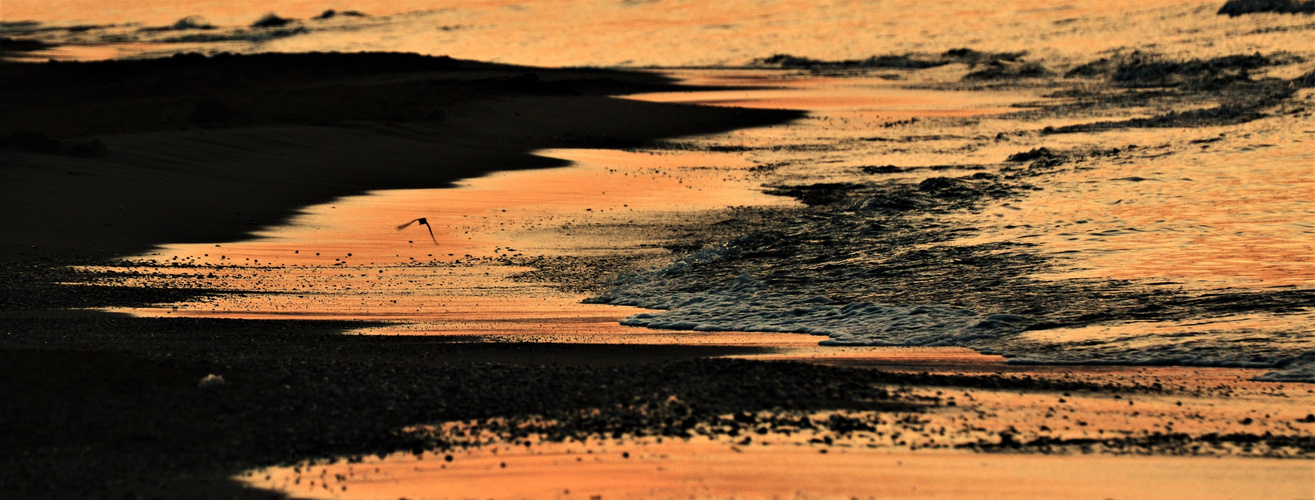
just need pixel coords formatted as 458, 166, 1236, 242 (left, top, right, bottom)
3, 1, 1314, 498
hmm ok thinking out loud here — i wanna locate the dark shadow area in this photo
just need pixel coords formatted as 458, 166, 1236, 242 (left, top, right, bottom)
1218, 0, 1315, 16
0, 51, 802, 264
0, 36, 54, 62
0, 313, 1140, 498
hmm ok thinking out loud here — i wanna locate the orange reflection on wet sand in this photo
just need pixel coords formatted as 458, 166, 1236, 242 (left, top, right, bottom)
634, 71, 1032, 118
240, 358, 1315, 499
139, 147, 780, 266
241, 436, 1314, 500
98, 146, 794, 340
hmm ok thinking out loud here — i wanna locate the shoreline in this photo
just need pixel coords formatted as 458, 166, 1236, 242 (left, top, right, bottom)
2, 50, 1313, 498
0, 52, 800, 263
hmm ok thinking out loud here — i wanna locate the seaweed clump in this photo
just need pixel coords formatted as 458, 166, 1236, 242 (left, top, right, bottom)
1065, 51, 1302, 90
1217, 0, 1315, 16
251, 13, 295, 28
752, 48, 1034, 74
138, 16, 216, 32
753, 53, 949, 71
963, 60, 1052, 80
1045, 50, 1306, 134
314, 9, 369, 20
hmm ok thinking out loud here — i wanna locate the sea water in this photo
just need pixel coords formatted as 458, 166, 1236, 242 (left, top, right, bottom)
6, 0, 1314, 66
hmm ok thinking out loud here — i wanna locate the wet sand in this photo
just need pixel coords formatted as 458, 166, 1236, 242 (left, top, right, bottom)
246, 441, 1313, 500
237, 350, 1315, 499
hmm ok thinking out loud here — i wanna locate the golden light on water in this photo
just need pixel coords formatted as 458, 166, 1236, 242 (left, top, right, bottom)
6, 1, 1314, 497
8, 0, 1313, 66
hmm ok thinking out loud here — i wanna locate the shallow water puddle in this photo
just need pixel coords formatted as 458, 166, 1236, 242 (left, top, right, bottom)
240, 437, 1314, 499
634, 70, 1033, 118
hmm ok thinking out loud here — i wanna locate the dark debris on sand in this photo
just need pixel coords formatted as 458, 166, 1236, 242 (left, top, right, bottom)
0, 261, 220, 311
1064, 51, 1302, 90
752, 48, 1042, 77
1028, 51, 1308, 133
1218, 0, 1315, 16
963, 60, 1052, 80
138, 16, 217, 32
0, 309, 1140, 499
250, 13, 296, 29
968, 431, 1315, 457
313, 9, 369, 20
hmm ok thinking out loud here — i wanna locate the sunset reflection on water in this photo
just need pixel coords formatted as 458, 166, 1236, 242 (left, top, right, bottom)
8, 0, 1314, 68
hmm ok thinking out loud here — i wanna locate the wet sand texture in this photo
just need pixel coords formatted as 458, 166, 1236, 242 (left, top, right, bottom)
247, 442, 1315, 500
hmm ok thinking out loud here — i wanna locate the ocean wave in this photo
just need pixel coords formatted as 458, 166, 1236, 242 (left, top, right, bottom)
612, 273, 1009, 340
589, 194, 1315, 382
596, 268, 1314, 381
0, 11, 385, 52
